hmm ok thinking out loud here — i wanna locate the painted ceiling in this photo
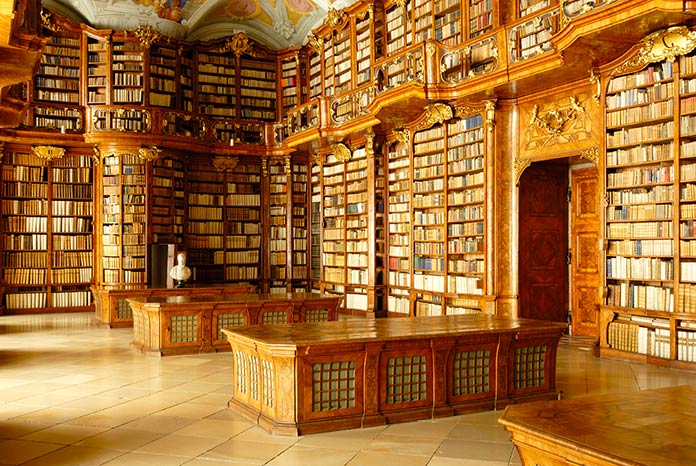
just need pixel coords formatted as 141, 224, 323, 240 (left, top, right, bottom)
44, 0, 346, 49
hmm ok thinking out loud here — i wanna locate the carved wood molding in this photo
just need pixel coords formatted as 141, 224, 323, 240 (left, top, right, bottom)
323, 8, 348, 29
514, 157, 532, 186
414, 103, 453, 132
220, 32, 256, 57
137, 145, 161, 161
130, 25, 166, 49
580, 146, 600, 166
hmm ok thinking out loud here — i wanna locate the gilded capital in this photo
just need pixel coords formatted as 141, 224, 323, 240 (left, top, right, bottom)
31, 145, 65, 161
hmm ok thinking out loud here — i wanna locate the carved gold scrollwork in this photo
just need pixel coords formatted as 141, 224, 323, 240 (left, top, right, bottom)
455, 105, 481, 119
616, 26, 696, 74
261, 157, 269, 176
426, 42, 437, 57
332, 143, 352, 162
131, 25, 165, 49
92, 145, 101, 165
213, 156, 239, 171
284, 155, 292, 175
365, 132, 375, 159
580, 146, 600, 166
485, 100, 496, 132
324, 8, 348, 29
137, 145, 161, 161
530, 96, 584, 144
415, 103, 453, 131
40, 10, 62, 32
392, 0, 407, 8
311, 153, 322, 167
514, 157, 532, 185
590, 69, 600, 105
393, 128, 410, 144
307, 34, 323, 54
32, 145, 65, 161
221, 32, 256, 57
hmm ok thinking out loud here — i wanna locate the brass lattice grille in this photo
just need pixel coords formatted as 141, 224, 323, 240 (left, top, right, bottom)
452, 349, 490, 395
116, 298, 132, 319
169, 314, 197, 343
261, 310, 288, 324
235, 350, 247, 395
216, 312, 244, 340
304, 308, 329, 322
385, 355, 427, 404
514, 344, 547, 389
311, 360, 356, 412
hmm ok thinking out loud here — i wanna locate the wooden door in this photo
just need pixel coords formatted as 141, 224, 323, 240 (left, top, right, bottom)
569, 167, 600, 336
518, 162, 569, 323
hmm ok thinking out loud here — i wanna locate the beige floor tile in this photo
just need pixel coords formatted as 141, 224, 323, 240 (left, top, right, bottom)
346, 450, 430, 466
12, 406, 93, 425
0, 439, 64, 465
173, 417, 251, 439
75, 427, 165, 451
117, 414, 198, 434
365, 433, 441, 456
153, 401, 226, 419
135, 432, 226, 457
99, 451, 187, 466
18, 445, 124, 466
383, 418, 457, 438
19, 423, 109, 444
435, 439, 514, 463
265, 445, 358, 466
202, 438, 292, 463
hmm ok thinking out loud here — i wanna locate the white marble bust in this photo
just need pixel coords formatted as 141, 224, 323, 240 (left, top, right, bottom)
169, 252, 191, 287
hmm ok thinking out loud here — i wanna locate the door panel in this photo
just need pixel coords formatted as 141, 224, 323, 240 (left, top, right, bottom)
518, 163, 569, 323
570, 167, 600, 336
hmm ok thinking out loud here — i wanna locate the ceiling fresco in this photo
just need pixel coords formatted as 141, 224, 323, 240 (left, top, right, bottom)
44, 0, 341, 49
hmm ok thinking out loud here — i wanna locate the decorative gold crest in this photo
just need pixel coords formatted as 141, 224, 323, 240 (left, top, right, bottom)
213, 156, 239, 171
324, 8, 348, 29
137, 145, 161, 161
415, 103, 453, 131
514, 157, 532, 185
580, 146, 600, 166
485, 100, 496, 132
40, 10, 63, 32
393, 128, 410, 145
32, 145, 65, 161
221, 32, 256, 57
530, 96, 585, 140
331, 143, 352, 162
615, 26, 696, 74
307, 34, 323, 54
131, 25, 166, 49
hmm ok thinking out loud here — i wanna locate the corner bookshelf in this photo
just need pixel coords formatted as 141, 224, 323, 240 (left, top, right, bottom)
84, 31, 109, 105
100, 152, 147, 285
1, 149, 94, 313
599, 36, 696, 369
280, 53, 300, 116
224, 158, 262, 286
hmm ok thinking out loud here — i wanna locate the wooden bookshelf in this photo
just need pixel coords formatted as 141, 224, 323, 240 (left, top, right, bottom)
384, 1, 412, 57
147, 43, 178, 108
111, 34, 145, 105
196, 48, 236, 119
279, 53, 300, 116
99, 151, 147, 285
268, 160, 289, 293
310, 161, 322, 289
291, 161, 309, 291
599, 36, 696, 369
355, 10, 372, 86
84, 32, 109, 105
387, 139, 412, 316
149, 155, 185, 245
223, 158, 262, 285
239, 56, 276, 121
186, 157, 225, 283
1, 149, 94, 313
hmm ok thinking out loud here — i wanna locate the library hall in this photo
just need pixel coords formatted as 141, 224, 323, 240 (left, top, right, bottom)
3, 0, 696, 465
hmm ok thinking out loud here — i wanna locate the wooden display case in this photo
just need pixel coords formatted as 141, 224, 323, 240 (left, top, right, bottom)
224, 314, 566, 435
128, 292, 342, 356
92, 283, 257, 327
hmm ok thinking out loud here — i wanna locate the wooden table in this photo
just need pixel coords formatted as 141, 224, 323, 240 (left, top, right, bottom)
127, 292, 342, 356
499, 384, 696, 466
92, 283, 257, 328
222, 314, 566, 435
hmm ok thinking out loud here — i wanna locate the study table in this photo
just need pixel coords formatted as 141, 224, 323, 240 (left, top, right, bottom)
92, 283, 257, 328
222, 314, 567, 435
127, 292, 342, 356
499, 384, 696, 466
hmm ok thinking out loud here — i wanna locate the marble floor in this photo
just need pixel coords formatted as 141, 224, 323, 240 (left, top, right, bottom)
1, 313, 696, 466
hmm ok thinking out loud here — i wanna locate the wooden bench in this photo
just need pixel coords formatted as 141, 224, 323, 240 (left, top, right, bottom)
91, 283, 257, 328
127, 292, 342, 356
222, 314, 567, 435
